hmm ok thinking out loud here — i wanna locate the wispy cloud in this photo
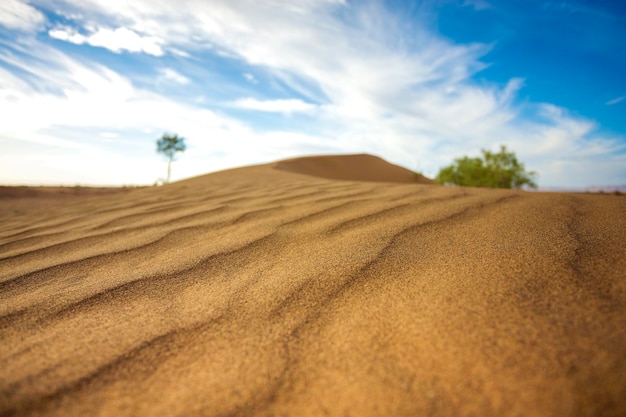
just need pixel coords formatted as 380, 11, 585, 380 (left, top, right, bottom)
158, 68, 190, 85
243, 73, 257, 84
462, 0, 492, 11
231, 98, 317, 114
606, 96, 624, 106
49, 25, 164, 56
0, 0, 45, 31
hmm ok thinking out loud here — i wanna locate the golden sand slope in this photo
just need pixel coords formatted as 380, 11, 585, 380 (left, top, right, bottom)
0, 187, 136, 219
275, 153, 433, 184
1, 154, 625, 417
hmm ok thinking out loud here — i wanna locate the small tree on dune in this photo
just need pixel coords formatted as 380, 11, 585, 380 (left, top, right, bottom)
435, 145, 537, 189
156, 133, 186, 183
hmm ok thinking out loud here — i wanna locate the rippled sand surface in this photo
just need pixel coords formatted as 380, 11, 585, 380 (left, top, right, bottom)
1, 155, 625, 417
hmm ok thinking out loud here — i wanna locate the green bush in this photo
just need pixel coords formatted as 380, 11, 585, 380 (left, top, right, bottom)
435, 145, 537, 189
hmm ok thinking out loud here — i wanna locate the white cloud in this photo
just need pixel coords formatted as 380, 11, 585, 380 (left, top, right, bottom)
49, 25, 164, 56
231, 98, 316, 114
0, 0, 45, 31
158, 68, 190, 85
243, 73, 257, 84
48, 26, 86, 43
170, 48, 190, 58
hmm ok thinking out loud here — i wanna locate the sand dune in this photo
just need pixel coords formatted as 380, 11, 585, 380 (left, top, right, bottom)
275, 153, 433, 184
1, 154, 625, 417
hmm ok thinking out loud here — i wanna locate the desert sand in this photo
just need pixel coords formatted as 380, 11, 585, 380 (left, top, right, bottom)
1, 154, 625, 417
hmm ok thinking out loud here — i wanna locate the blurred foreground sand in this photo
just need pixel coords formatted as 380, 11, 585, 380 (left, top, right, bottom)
1, 154, 625, 416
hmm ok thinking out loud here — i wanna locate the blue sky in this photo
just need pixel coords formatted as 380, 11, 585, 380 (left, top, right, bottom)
1, 0, 624, 187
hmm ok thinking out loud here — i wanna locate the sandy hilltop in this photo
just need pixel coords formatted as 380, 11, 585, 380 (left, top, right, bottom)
1, 154, 625, 417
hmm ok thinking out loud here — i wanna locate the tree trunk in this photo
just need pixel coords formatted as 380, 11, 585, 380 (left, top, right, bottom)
167, 159, 172, 183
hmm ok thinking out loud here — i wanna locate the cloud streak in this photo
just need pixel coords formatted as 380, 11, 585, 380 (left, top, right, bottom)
49, 26, 164, 56
231, 98, 317, 114
0, 0, 45, 31
606, 96, 624, 106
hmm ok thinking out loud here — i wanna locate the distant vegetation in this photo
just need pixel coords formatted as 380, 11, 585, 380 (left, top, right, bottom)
156, 133, 186, 184
435, 145, 537, 189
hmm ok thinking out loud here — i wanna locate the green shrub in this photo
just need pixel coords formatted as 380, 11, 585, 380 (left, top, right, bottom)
435, 145, 537, 189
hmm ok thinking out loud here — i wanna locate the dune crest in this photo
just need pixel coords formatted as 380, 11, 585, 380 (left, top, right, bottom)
1, 157, 625, 417
274, 153, 433, 184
